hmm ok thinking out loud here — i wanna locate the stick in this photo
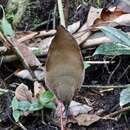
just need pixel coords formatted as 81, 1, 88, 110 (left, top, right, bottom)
81, 84, 130, 88
57, 0, 66, 27
85, 61, 115, 64
17, 30, 56, 43
103, 106, 130, 119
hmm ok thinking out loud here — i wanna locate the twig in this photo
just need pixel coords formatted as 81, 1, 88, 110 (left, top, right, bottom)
102, 106, 130, 120
17, 30, 56, 43
17, 122, 27, 130
85, 61, 115, 64
107, 58, 121, 84
0, 55, 17, 63
53, 4, 57, 29
81, 84, 130, 88
64, 0, 69, 26
0, 88, 8, 93
0, 46, 47, 63
57, 0, 66, 27
30, 19, 53, 31
117, 64, 130, 82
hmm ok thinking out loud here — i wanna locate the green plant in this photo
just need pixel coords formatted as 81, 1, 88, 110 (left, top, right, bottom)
11, 90, 56, 122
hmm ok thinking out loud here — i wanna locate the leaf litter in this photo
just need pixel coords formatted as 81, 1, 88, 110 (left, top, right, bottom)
1, 1, 130, 130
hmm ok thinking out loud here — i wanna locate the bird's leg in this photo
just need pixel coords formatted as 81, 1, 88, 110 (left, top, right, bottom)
56, 100, 65, 130
59, 101, 64, 130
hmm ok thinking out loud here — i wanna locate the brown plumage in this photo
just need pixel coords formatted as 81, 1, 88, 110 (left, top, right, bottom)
45, 25, 84, 112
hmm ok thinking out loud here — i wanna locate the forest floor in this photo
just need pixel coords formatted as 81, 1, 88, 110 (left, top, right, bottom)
1, 0, 130, 130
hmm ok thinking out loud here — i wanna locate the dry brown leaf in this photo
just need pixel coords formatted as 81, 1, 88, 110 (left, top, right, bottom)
75, 114, 101, 126
17, 44, 41, 67
112, 14, 130, 26
74, 7, 102, 44
86, 7, 103, 27
82, 31, 111, 47
16, 30, 56, 43
15, 83, 32, 101
93, 8, 126, 27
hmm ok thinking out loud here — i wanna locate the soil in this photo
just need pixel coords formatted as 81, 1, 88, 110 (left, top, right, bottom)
1, 0, 130, 130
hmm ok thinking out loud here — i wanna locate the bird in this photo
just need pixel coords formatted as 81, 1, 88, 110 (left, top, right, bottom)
45, 25, 84, 129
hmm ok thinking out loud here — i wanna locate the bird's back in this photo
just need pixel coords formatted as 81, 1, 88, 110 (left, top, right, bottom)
45, 25, 84, 104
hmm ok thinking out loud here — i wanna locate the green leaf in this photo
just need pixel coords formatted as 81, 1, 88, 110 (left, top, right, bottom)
120, 87, 130, 107
98, 26, 130, 48
11, 97, 31, 111
45, 102, 56, 109
1, 17, 14, 36
11, 97, 19, 110
83, 61, 91, 69
39, 91, 54, 106
29, 99, 43, 111
18, 100, 31, 111
94, 43, 130, 56
0, 5, 14, 37
12, 110, 21, 122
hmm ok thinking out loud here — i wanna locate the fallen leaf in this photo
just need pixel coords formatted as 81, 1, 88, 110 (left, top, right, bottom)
15, 83, 32, 101
117, 1, 130, 13
112, 14, 130, 26
93, 8, 126, 26
37, 37, 54, 54
97, 26, 130, 47
82, 31, 111, 47
69, 101, 93, 116
67, 21, 80, 34
86, 6, 103, 27
93, 42, 130, 56
15, 68, 45, 81
120, 86, 130, 107
34, 81, 45, 97
17, 44, 41, 67
15, 69, 33, 80
75, 114, 101, 126
34, 68, 45, 81
74, 6, 102, 44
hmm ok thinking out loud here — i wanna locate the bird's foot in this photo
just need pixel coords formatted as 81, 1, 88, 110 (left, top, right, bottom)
55, 100, 65, 117
55, 100, 66, 130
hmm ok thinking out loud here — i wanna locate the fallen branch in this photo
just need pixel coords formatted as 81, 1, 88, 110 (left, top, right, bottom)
103, 106, 130, 120
0, 47, 46, 63
17, 30, 56, 43
82, 84, 130, 88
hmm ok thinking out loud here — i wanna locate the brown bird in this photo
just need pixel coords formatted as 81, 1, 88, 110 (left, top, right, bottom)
45, 25, 84, 129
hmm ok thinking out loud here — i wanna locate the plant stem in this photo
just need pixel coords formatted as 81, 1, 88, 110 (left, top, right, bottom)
57, 0, 66, 27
